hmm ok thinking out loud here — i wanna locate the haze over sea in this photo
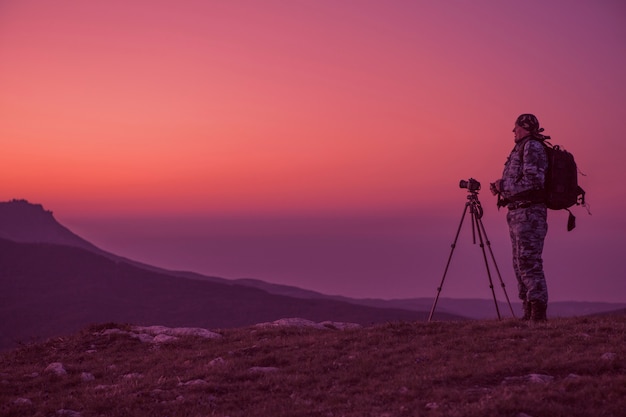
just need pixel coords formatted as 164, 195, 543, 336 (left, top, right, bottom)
2, 1, 625, 302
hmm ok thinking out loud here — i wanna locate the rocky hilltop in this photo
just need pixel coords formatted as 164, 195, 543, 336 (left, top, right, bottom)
0, 199, 99, 251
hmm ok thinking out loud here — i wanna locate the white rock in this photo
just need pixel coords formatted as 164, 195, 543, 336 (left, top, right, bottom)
153, 334, 179, 344
100, 328, 128, 336
177, 379, 209, 387
255, 317, 361, 330
527, 374, 554, 384
81, 372, 95, 382
99, 325, 221, 344
209, 357, 226, 366
133, 325, 169, 334
45, 362, 67, 376
132, 325, 222, 340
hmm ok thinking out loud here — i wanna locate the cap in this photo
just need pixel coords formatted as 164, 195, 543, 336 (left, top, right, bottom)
515, 114, 543, 134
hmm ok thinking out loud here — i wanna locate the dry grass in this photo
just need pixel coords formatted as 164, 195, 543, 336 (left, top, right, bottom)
1, 315, 625, 417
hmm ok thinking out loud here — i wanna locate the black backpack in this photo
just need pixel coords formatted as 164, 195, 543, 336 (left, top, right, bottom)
531, 138, 587, 230
542, 141, 585, 209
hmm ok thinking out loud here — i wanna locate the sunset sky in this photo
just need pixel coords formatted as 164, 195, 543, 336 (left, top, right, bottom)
2, 1, 625, 303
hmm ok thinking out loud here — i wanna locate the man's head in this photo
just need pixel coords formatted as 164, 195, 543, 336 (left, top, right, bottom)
513, 113, 545, 141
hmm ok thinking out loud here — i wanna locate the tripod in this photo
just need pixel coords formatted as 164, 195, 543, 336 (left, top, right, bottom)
428, 186, 515, 322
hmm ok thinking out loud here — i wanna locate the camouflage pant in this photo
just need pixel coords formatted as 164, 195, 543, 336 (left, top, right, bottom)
507, 204, 548, 304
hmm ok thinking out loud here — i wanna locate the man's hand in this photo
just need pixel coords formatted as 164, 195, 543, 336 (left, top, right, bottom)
490, 180, 502, 196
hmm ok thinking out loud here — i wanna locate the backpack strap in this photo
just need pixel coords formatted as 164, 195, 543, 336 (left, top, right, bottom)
510, 137, 548, 204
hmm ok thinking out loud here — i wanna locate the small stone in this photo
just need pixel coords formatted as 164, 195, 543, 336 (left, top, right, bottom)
45, 362, 67, 376
81, 372, 95, 382
209, 357, 225, 366
527, 374, 554, 384
14, 398, 33, 406
425, 402, 439, 409
177, 379, 209, 387
601, 352, 616, 361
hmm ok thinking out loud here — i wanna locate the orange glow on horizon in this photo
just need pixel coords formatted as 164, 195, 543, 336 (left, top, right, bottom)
1, 1, 624, 218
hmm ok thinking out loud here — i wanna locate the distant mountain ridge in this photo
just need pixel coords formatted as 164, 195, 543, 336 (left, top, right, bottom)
1, 237, 454, 350
233, 277, 626, 320
0, 200, 463, 351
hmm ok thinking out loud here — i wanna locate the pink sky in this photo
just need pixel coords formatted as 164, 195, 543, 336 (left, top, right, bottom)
1, 1, 625, 302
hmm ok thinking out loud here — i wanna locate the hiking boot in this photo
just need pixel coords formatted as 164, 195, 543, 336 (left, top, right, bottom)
522, 300, 531, 321
530, 300, 548, 322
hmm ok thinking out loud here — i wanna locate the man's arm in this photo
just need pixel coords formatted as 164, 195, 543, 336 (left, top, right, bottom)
501, 140, 547, 198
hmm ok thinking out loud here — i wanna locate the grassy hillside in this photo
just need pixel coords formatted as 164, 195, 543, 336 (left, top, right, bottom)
1, 315, 625, 417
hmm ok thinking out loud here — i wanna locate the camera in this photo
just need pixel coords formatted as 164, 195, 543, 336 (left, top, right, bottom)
459, 178, 481, 191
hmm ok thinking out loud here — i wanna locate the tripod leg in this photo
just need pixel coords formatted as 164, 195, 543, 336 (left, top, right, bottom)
473, 211, 502, 320
428, 202, 470, 322
477, 217, 516, 318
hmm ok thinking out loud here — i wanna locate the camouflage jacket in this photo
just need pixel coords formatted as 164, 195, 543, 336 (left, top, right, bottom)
500, 137, 548, 201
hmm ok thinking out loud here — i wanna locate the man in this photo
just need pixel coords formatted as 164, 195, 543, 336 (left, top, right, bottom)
490, 114, 549, 322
